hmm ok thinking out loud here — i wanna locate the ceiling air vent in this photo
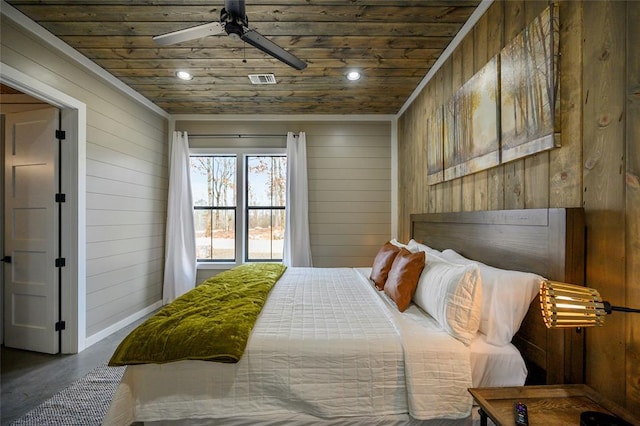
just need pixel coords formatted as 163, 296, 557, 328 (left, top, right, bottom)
248, 74, 277, 85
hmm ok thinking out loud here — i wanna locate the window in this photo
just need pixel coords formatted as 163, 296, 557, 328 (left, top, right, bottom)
190, 152, 286, 264
246, 156, 286, 261
191, 155, 237, 262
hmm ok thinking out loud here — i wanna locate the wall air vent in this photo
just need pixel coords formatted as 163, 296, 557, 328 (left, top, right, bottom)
248, 74, 277, 85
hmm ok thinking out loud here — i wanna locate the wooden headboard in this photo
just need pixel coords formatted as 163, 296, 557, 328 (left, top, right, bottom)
410, 208, 585, 385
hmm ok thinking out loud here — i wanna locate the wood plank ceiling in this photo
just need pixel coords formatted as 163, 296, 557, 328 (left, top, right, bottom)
5, 0, 481, 115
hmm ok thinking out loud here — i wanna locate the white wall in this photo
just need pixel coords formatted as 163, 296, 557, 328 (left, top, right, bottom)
176, 119, 392, 282
0, 4, 393, 344
1, 14, 169, 341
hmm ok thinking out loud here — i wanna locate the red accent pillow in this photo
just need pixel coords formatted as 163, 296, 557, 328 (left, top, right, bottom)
384, 248, 426, 312
370, 242, 401, 290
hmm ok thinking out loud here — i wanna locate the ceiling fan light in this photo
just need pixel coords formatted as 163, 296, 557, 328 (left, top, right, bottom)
176, 71, 193, 81
346, 71, 361, 81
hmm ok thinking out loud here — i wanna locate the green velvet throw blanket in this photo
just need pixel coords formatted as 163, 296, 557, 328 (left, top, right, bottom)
109, 263, 287, 366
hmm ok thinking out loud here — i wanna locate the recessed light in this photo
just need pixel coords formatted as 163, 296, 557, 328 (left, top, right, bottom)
346, 71, 361, 81
176, 71, 193, 81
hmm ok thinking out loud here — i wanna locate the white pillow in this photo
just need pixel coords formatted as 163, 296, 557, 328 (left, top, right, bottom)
413, 253, 482, 346
390, 238, 419, 253
389, 239, 441, 255
440, 249, 542, 347
407, 239, 442, 256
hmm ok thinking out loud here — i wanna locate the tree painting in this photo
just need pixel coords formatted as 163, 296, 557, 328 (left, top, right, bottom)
443, 97, 457, 180
445, 56, 500, 181
500, 4, 559, 162
426, 105, 444, 185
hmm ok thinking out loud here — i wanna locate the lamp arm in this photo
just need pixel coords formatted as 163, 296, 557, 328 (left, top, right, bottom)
603, 301, 640, 314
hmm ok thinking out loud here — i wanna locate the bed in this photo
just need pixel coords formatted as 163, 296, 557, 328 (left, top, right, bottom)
104, 208, 585, 426
410, 208, 586, 385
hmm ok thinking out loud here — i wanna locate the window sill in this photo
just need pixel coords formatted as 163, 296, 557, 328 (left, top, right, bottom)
196, 261, 284, 270
197, 262, 239, 270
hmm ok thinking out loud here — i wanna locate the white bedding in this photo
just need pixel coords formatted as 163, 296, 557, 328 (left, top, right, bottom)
356, 268, 473, 419
104, 267, 521, 425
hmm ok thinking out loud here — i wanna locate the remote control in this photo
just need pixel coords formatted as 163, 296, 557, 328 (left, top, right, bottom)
514, 402, 529, 426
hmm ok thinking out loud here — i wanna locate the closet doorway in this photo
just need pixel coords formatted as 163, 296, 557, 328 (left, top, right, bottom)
3, 103, 63, 354
1, 64, 86, 354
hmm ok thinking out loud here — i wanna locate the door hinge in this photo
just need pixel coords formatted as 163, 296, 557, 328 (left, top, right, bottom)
55, 130, 66, 140
55, 193, 66, 203
55, 321, 66, 331
55, 258, 66, 267
2, 255, 11, 263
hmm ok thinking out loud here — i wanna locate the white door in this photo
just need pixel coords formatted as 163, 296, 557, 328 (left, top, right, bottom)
3, 107, 60, 354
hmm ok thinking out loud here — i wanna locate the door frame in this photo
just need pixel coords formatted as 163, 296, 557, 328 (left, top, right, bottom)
1, 62, 86, 353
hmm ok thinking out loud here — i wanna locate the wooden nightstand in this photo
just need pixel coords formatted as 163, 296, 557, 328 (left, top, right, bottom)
468, 385, 640, 426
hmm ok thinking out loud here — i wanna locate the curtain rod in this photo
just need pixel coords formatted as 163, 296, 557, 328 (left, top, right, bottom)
187, 133, 294, 139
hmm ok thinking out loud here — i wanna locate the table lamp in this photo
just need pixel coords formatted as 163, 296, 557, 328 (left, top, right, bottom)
539, 280, 639, 426
540, 280, 640, 328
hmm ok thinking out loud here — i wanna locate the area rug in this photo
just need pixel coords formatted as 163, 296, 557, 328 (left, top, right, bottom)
10, 364, 125, 426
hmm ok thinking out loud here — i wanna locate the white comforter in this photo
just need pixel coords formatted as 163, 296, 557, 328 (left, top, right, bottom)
104, 267, 473, 425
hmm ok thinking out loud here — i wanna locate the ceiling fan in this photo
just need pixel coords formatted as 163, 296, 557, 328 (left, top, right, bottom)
152, 0, 307, 70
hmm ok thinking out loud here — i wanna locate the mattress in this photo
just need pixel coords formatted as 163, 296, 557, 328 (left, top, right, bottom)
469, 333, 528, 388
105, 267, 523, 425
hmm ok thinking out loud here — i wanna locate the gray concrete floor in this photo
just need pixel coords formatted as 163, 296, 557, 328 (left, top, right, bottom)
1, 315, 149, 424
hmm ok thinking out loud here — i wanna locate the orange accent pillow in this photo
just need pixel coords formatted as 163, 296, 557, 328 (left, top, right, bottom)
384, 248, 426, 312
370, 242, 401, 290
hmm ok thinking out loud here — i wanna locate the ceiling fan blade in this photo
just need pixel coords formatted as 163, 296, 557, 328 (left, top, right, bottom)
241, 29, 307, 70
153, 22, 224, 46
225, 0, 246, 19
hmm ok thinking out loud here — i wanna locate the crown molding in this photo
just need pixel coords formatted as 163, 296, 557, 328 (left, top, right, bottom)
1, 1, 170, 119
171, 114, 396, 122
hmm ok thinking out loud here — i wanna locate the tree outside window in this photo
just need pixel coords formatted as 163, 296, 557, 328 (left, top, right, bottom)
246, 156, 286, 261
191, 156, 236, 261
190, 154, 286, 262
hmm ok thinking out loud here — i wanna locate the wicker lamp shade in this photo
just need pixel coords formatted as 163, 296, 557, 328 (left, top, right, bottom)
539, 280, 607, 328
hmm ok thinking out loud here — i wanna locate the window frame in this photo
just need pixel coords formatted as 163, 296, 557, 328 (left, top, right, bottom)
190, 147, 286, 269
191, 154, 237, 263
244, 155, 287, 262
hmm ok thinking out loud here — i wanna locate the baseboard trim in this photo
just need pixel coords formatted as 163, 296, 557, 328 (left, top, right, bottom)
83, 300, 163, 350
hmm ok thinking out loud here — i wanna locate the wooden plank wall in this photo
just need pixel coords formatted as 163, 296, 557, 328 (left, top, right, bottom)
176, 119, 392, 278
627, 0, 640, 409
582, 0, 626, 404
1, 16, 168, 339
397, 0, 639, 413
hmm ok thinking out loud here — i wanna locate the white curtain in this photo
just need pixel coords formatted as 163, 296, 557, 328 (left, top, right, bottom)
283, 131, 313, 267
162, 131, 196, 303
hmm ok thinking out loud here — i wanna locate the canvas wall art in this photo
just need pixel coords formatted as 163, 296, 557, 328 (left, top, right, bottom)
426, 105, 444, 185
444, 55, 500, 181
500, 3, 559, 162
